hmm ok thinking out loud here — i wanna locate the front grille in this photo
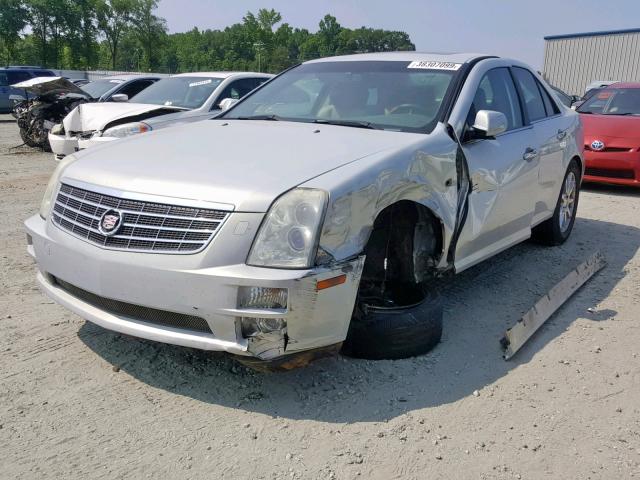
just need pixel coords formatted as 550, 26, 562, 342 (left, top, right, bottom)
53, 277, 212, 334
585, 168, 635, 179
585, 145, 631, 153
52, 183, 230, 253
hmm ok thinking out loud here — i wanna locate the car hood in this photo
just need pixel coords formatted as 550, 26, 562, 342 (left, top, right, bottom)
11, 76, 88, 96
63, 102, 188, 133
581, 113, 640, 143
63, 120, 424, 212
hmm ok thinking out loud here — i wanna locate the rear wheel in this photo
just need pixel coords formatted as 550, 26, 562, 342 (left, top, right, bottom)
532, 160, 581, 245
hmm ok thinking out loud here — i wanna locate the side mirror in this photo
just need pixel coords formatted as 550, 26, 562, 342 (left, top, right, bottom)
472, 110, 508, 138
218, 98, 239, 111
111, 93, 128, 102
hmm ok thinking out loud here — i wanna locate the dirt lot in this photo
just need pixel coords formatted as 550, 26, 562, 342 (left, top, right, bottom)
1, 114, 639, 480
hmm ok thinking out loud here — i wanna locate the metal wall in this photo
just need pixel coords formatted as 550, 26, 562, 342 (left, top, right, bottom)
543, 31, 640, 95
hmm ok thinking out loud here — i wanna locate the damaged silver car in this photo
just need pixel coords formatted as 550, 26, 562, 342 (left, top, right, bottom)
25, 52, 583, 369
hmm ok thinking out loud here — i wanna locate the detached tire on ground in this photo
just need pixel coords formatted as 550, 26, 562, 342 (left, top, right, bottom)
343, 291, 443, 360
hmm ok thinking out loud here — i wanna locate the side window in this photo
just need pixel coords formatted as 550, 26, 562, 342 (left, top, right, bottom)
215, 79, 261, 108
118, 79, 155, 99
0, 73, 8, 87
467, 67, 523, 132
512, 67, 546, 122
538, 83, 560, 116
7, 71, 32, 85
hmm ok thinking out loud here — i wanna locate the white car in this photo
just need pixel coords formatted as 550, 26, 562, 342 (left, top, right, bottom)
26, 52, 583, 369
48, 72, 273, 159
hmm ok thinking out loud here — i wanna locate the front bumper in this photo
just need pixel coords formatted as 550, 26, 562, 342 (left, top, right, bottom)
49, 133, 118, 160
584, 149, 640, 187
25, 214, 364, 359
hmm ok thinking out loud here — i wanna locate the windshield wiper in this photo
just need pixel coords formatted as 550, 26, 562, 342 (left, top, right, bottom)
235, 114, 282, 121
312, 119, 378, 130
603, 112, 640, 116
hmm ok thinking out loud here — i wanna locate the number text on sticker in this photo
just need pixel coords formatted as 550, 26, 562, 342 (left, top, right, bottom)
408, 61, 462, 71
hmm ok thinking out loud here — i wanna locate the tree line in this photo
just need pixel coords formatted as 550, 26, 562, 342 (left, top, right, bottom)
0, 1, 415, 73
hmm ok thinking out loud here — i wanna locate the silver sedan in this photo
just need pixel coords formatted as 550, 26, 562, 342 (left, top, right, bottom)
26, 52, 583, 369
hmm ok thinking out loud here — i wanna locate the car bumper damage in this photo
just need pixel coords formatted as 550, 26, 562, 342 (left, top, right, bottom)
25, 213, 365, 361
49, 133, 117, 160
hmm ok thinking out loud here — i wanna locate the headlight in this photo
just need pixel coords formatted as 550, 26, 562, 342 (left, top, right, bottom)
102, 122, 151, 138
39, 155, 78, 219
247, 188, 327, 269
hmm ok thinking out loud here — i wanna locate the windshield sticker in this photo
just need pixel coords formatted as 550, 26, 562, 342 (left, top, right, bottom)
408, 61, 462, 71
189, 79, 213, 87
110, 80, 123, 83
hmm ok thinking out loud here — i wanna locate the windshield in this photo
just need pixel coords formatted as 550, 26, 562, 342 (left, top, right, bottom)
130, 77, 223, 109
81, 79, 124, 99
224, 61, 459, 133
577, 88, 640, 115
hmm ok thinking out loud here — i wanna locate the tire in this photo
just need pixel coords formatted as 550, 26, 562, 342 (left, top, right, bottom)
342, 291, 443, 360
19, 127, 39, 148
532, 159, 581, 246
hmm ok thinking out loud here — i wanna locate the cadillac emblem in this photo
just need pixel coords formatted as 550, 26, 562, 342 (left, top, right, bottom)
591, 140, 605, 151
99, 209, 123, 236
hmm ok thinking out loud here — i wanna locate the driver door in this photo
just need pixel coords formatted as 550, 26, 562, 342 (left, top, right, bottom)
455, 67, 541, 271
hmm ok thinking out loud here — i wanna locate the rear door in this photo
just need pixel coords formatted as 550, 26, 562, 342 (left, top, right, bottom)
455, 67, 541, 270
511, 67, 569, 223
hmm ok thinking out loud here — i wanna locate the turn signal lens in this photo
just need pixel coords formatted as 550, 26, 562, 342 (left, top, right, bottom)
316, 274, 347, 291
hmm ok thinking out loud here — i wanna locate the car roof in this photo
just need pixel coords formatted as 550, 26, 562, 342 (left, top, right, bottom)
606, 82, 640, 89
97, 74, 162, 81
171, 71, 271, 78
305, 52, 492, 65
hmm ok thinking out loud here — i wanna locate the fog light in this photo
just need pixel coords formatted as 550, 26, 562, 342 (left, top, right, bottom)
241, 317, 287, 338
238, 286, 287, 309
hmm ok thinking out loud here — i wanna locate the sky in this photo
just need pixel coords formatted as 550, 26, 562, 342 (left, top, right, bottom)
156, 0, 640, 69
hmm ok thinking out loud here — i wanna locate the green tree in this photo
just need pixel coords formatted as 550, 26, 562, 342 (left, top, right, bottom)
0, 0, 28, 65
96, 0, 136, 69
131, 0, 166, 71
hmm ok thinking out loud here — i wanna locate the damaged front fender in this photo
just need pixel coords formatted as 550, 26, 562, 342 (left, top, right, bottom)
306, 123, 462, 271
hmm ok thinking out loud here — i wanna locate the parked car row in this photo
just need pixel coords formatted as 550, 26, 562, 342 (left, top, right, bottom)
48, 71, 272, 158
24, 52, 586, 369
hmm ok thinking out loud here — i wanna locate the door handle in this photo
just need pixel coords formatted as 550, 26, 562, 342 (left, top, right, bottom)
523, 147, 538, 161
557, 130, 567, 140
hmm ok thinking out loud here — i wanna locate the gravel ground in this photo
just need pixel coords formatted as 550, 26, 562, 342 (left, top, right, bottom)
1, 114, 639, 480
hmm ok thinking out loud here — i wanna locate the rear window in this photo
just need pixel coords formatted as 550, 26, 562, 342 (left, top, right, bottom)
0, 73, 8, 87
7, 71, 32, 85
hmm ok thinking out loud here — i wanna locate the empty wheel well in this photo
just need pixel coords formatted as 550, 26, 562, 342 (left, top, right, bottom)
572, 155, 583, 179
359, 201, 443, 306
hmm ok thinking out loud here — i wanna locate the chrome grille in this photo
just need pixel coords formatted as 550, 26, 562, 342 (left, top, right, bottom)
52, 183, 230, 253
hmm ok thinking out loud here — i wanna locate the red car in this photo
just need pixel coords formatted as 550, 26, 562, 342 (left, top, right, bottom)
577, 82, 640, 187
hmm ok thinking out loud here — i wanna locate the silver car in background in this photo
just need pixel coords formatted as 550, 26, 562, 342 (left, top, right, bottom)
26, 52, 583, 369
49, 72, 273, 159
